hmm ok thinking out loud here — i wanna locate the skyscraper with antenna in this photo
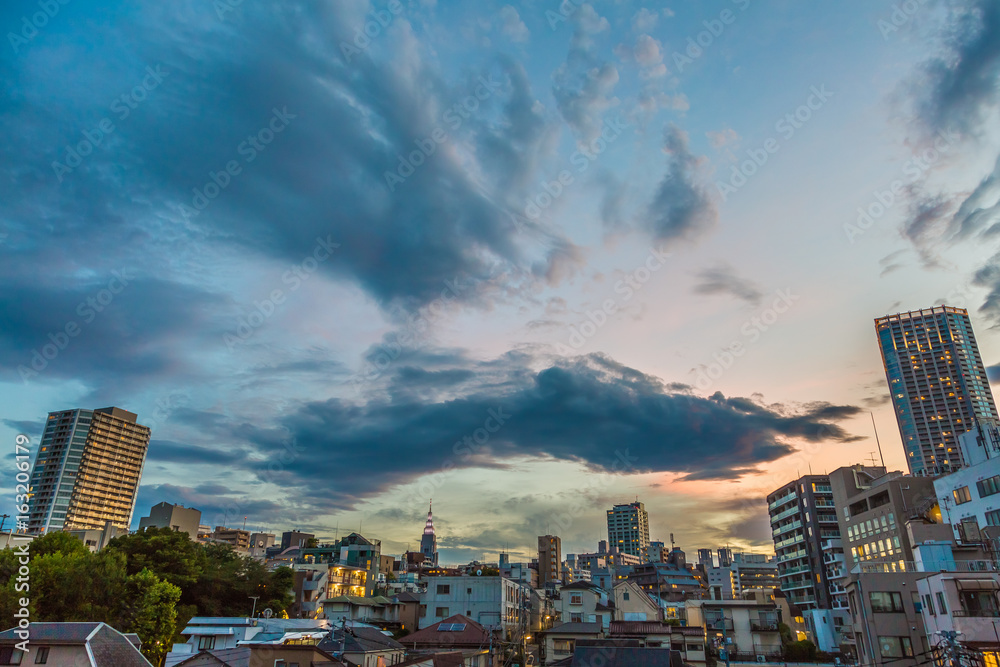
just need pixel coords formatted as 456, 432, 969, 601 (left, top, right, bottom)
420, 500, 438, 566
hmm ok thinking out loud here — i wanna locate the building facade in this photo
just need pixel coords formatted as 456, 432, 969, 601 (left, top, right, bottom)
875, 305, 998, 475
767, 474, 845, 612
607, 501, 650, 558
420, 575, 531, 631
538, 534, 561, 588
27, 407, 151, 534
137, 501, 202, 538
933, 420, 1000, 540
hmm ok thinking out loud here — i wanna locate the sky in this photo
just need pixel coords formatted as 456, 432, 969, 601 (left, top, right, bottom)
2, 0, 1000, 565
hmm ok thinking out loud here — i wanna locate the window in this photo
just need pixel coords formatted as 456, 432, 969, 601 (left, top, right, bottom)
435, 607, 449, 617
936, 592, 948, 615
571, 613, 583, 622
467, 588, 472, 594
570, 593, 582, 605
436, 584, 450, 595
954, 486, 972, 504
987, 510, 1000, 527
870, 591, 904, 613
878, 636, 913, 658
0, 647, 22, 665
978, 475, 1000, 498
553, 640, 575, 653
33, 648, 48, 665
623, 592, 630, 601
197, 636, 216, 650
924, 594, 936, 615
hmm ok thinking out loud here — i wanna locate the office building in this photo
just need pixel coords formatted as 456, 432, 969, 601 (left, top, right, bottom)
538, 534, 561, 588
697, 548, 714, 567
606, 501, 650, 558
875, 305, 998, 475
27, 407, 151, 534
420, 500, 438, 566
717, 547, 733, 567
137, 501, 202, 539
767, 475, 845, 612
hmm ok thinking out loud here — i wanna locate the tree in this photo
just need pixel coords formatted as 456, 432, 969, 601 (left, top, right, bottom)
118, 569, 181, 665
29, 531, 89, 559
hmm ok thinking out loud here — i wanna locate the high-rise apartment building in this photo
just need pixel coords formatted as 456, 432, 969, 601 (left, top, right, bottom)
537, 534, 561, 587
767, 475, 846, 612
606, 501, 650, 558
875, 305, 998, 475
27, 407, 151, 534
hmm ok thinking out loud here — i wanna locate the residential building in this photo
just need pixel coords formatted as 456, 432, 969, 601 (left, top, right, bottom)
401, 614, 493, 666
539, 534, 561, 588
137, 501, 202, 538
830, 465, 939, 666
541, 622, 603, 664
281, 530, 314, 550
875, 305, 998, 475
553, 581, 613, 628
290, 565, 329, 619
767, 474, 845, 611
628, 561, 706, 602
915, 570, 1000, 658
316, 626, 407, 666
731, 558, 780, 596
717, 548, 733, 567
606, 502, 650, 558
0, 622, 151, 667
934, 419, 1000, 540
697, 548, 714, 567
420, 575, 531, 631
301, 532, 382, 596
612, 580, 660, 621
646, 540, 667, 563
685, 593, 784, 662
164, 617, 331, 665
27, 407, 151, 534
211, 526, 250, 551
421, 501, 439, 566
608, 622, 708, 667
66, 519, 127, 551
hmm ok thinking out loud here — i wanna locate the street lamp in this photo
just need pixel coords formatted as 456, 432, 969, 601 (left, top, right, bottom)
249, 596, 260, 618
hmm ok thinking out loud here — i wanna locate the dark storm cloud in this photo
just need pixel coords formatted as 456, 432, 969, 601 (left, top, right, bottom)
646, 124, 717, 243
0, 1, 572, 320
239, 353, 862, 508
692, 265, 763, 305
146, 439, 251, 466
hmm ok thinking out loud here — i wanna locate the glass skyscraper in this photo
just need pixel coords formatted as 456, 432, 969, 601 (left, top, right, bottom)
27, 407, 151, 533
875, 305, 998, 475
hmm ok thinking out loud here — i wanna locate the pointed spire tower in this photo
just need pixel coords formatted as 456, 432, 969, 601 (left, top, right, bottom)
420, 499, 439, 566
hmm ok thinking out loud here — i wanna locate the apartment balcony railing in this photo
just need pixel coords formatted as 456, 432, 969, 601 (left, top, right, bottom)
781, 579, 815, 591
772, 520, 802, 538
953, 609, 1000, 618
775, 534, 805, 550
770, 506, 800, 523
768, 492, 797, 511
751, 622, 779, 632
778, 549, 807, 563
779, 564, 812, 577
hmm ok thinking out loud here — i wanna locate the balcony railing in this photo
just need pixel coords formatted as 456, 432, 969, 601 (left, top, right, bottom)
953, 609, 1000, 618
852, 560, 997, 574
751, 622, 779, 632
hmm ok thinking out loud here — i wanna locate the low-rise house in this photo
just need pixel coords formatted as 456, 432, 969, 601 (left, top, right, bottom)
317, 626, 407, 666
540, 622, 603, 664
556, 643, 688, 667
324, 595, 394, 623
170, 643, 346, 666
0, 622, 151, 667
395, 650, 492, 667
607, 621, 706, 667
165, 617, 331, 665
552, 581, 612, 628
612, 580, 660, 621
402, 614, 495, 662
686, 595, 783, 662
916, 570, 1000, 653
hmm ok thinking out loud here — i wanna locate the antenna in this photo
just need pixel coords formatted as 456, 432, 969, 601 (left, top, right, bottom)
870, 412, 886, 468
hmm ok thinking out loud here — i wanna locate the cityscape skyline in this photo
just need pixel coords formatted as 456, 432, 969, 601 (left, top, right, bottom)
2, 0, 1000, 566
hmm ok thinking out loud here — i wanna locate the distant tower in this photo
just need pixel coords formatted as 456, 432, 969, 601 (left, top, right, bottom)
420, 500, 438, 566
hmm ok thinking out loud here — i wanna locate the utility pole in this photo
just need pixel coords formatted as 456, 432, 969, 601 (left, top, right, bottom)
938, 630, 961, 667
717, 617, 731, 667
248, 596, 259, 619
0, 514, 9, 533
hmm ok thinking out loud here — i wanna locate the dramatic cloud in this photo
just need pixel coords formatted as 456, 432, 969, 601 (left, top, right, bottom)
235, 352, 862, 508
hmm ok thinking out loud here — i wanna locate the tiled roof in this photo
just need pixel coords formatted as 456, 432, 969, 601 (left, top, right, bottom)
403, 615, 491, 648
318, 626, 405, 654
174, 647, 251, 667
392, 591, 421, 603
0, 623, 152, 666
571, 646, 685, 667
0, 622, 102, 642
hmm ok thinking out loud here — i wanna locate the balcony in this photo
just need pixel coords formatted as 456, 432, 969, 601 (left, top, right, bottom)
778, 549, 807, 563
953, 609, 1000, 618
775, 534, 805, 550
782, 579, 815, 591
768, 491, 797, 511
770, 506, 800, 523
779, 564, 812, 577
751, 622, 779, 632
853, 560, 997, 574
772, 520, 802, 538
